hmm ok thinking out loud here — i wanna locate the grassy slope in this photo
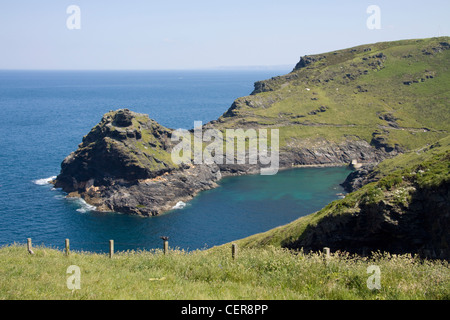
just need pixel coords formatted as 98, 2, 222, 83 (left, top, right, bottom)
214, 37, 450, 150
0, 244, 448, 300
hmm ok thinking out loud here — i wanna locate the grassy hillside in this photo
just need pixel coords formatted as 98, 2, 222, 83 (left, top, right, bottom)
214, 37, 450, 151
0, 244, 448, 300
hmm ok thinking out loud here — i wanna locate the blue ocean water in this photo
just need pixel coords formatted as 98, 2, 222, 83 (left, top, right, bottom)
0, 70, 351, 252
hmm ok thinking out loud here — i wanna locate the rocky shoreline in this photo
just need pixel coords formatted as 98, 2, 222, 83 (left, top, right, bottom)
52, 108, 396, 216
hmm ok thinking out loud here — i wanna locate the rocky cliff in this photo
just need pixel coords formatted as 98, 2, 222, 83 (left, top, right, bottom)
286, 180, 450, 259
54, 109, 222, 216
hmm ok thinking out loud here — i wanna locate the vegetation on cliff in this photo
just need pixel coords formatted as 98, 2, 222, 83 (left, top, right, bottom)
213, 37, 450, 154
54, 109, 177, 192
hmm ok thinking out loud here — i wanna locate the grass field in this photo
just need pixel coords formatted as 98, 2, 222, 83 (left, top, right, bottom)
0, 244, 448, 300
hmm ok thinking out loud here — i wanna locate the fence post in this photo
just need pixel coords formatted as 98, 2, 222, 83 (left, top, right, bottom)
232, 243, 237, 260
65, 239, 70, 256
109, 240, 114, 258
160, 236, 169, 255
323, 247, 330, 259
27, 238, 34, 255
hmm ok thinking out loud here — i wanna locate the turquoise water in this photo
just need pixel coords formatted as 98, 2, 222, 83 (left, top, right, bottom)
0, 70, 350, 252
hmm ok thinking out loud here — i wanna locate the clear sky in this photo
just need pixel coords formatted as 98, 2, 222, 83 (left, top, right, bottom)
0, 0, 449, 70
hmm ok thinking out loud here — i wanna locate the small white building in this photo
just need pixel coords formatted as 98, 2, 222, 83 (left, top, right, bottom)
350, 159, 363, 169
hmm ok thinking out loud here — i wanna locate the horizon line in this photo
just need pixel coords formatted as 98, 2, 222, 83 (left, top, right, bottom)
0, 65, 294, 72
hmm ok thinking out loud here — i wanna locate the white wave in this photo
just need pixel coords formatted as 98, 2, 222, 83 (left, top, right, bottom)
172, 201, 186, 210
33, 176, 57, 186
68, 197, 97, 213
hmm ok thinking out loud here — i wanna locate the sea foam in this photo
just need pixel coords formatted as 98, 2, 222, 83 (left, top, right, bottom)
75, 198, 97, 213
172, 201, 186, 210
33, 176, 57, 186
65, 197, 97, 213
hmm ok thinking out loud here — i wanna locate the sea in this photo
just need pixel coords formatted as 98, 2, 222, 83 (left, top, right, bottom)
0, 70, 351, 253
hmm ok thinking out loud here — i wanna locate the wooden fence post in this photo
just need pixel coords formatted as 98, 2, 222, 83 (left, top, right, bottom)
160, 236, 169, 255
27, 238, 34, 255
109, 240, 114, 258
164, 240, 169, 255
65, 239, 70, 256
232, 243, 237, 260
323, 247, 330, 259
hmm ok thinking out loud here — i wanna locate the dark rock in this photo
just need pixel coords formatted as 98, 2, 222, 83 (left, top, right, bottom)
356, 85, 368, 92
293, 55, 323, 70
370, 131, 403, 154
378, 112, 400, 128
279, 139, 392, 168
113, 109, 134, 127
340, 164, 377, 192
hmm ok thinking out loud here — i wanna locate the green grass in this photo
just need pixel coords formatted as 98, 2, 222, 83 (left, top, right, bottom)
0, 244, 448, 300
365, 135, 450, 184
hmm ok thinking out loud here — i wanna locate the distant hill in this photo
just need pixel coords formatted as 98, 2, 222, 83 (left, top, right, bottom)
210, 37, 450, 166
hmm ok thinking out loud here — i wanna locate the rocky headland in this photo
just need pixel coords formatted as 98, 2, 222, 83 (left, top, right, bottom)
53, 109, 222, 216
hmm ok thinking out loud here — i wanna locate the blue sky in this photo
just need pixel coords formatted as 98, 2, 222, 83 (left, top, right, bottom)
0, 0, 449, 70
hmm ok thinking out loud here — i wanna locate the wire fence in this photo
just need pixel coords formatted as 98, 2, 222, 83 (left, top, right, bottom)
3, 236, 215, 253
5, 237, 178, 255
4, 236, 230, 259
11, 237, 241, 260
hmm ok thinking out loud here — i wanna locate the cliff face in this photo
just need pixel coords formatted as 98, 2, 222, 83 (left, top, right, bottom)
55, 109, 176, 191
277, 138, 393, 168
54, 109, 222, 216
285, 181, 450, 259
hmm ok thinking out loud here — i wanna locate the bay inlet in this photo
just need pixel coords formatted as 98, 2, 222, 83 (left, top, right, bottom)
0, 69, 350, 253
